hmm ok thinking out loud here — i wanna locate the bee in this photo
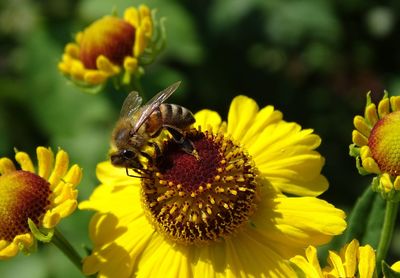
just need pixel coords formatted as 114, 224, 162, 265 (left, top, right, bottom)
110, 81, 197, 176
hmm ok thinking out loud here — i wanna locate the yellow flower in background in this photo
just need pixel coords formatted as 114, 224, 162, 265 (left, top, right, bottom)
290, 239, 375, 278
80, 95, 346, 277
58, 5, 164, 91
350, 92, 400, 197
0, 147, 82, 259
391, 261, 400, 272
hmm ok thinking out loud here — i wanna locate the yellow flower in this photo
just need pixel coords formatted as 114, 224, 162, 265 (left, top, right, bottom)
391, 261, 400, 272
351, 92, 400, 197
0, 147, 82, 259
290, 239, 375, 278
80, 95, 346, 277
58, 5, 163, 91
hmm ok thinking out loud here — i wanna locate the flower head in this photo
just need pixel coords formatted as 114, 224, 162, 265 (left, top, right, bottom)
80, 95, 346, 277
0, 147, 82, 259
290, 239, 375, 278
350, 92, 400, 198
58, 5, 164, 92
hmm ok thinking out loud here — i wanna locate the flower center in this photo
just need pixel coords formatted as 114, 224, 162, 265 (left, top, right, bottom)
79, 16, 136, 69
141, 130, 259, 245
0, 171, 51, 241
368, 111, 400, 176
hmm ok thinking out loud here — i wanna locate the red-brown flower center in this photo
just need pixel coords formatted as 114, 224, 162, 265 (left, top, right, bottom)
0, 171, 51, 242
141, 130, 258, 245
368, 111, 400, 176
79, 16, 136, 69
155, 134, 221, 193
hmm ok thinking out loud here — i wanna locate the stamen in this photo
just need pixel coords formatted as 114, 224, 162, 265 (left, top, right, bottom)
141, 130, 258, 245
0, 171, 51, 242
368, 111, 400, 176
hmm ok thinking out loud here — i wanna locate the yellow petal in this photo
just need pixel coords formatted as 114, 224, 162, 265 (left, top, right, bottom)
84, 70, 108, 85
251, 122, 327, 196
289, 246, 323, 277
15, 151, 35, 173
141, 16, 153, 38
342, 239, 358, 276
0, 242, 19, 259
362, 157, 381, 174
353, 115, 371, 138
379, 173, 393, 192
63, 164, 82, 187
79, 181, 141, 216
358, 245, 375, 278
0, 158, 16, 174
95, 161, 138, 187
391, 261, 400, 272
37, 146, 53, 179
124, 7, 139, 28
249, 122, 321, 159
139, 5, 151, 19
251, 193, 346, 259
0, 233, 34, 259
48, 149, 69, 186
191, 241, 227, 278
43, 199, 77, 228
390, 96, 400, 112
134, 28, 146, 57
359, 146, 381, 174
326, 250, 346, 277
70, 60, 85, 80
378, 97, 390, 118
227, 95, 259, 141
352, 130, 368, 146
394, 176, 400, 191
96, 55, 120, 75
224, 232, 296, 278
365, 103, 378, 126
65, 42, 80, 58
42, 210, 62, 228
240, 105, 283, 147
58, 61, 70, 74
194, 109, 222, 133
123, 56, 138, 73
83, 242, 133, 278
135, 234, 191, 278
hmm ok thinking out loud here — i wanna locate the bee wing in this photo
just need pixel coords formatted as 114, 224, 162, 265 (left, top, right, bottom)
132, 81, 181, 133
120, 91, 143, 118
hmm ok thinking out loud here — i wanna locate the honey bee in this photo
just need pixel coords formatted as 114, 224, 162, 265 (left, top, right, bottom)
110, 81, 197, 176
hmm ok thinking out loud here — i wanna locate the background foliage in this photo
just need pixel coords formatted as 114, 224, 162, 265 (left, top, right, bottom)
1, 0, 400, 277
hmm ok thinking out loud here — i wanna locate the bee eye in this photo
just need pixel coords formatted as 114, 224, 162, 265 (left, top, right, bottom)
122, 150, 135, 158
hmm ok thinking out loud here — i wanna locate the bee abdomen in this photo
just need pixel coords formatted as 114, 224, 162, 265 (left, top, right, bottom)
160, 103, 195, 129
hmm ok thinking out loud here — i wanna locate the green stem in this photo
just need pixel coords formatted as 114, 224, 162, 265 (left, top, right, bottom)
132, 73, 144, 95
51, 228, 83, 273
376, 200, 399, 276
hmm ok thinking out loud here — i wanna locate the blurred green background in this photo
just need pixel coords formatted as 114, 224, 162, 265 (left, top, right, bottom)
1, 0, 400, 276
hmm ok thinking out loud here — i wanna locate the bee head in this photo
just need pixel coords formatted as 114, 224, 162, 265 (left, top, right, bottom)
110, 149, 142, 169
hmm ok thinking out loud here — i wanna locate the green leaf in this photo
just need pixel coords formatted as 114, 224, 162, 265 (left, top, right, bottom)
344, 187, 385, 248
321, 186, 385, 255
28, 218, 54, 243
382, 261, 400, 278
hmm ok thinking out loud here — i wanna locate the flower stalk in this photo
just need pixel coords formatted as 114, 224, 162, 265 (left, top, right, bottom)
51, 228, 83, 273
376, 200, 399, 275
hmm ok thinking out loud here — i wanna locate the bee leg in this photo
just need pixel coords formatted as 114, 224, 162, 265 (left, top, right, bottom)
125, 168, 144, 178
147, 141, 161, 157
147, 141, 165, 166
165, 126, 199, 160
140, 151, 153, 162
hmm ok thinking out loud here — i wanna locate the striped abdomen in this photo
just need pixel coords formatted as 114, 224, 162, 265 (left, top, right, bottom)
145, 103, 195, 135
